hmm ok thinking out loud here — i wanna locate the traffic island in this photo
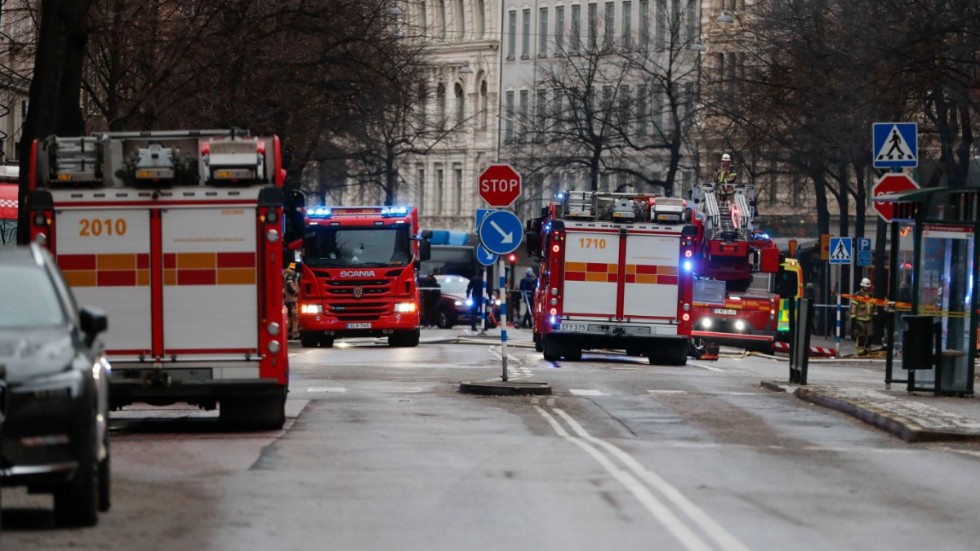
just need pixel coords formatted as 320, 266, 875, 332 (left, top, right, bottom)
459, 380, 552, 396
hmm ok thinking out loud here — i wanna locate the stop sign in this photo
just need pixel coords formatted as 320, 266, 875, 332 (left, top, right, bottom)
478, 164, 522, 207
872, 173, 919, 222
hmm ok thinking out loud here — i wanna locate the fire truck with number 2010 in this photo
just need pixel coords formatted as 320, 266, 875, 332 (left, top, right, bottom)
28, 130, 290, 429
526, 190, 701, 365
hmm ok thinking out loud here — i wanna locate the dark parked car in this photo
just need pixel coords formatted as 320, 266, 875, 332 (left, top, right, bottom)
432, 274, 499, 329
0, 244, 111, 527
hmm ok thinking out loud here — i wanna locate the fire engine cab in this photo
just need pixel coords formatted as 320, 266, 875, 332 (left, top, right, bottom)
526, 190, 699, 366
688, 181, 781, 354
297, 205, 429, 348
28, 130, 289, 428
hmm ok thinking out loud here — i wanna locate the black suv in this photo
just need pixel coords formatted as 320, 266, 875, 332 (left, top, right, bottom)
0, 244, 111, 527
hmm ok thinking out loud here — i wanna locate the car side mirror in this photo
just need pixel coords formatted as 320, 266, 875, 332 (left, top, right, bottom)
79, 307, 109, 347
419, 240, 431, 261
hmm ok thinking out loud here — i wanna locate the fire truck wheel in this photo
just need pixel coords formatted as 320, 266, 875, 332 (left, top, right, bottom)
318, 336, 335, 348
542, 337, 561, 361
533, 332, 543, 352
300, 332, 319, 348
389, 330, 420, 347
564, 347, 582, 361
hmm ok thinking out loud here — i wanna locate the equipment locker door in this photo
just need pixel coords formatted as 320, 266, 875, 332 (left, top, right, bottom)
562, 229, 620, 317
622, 233, 679, 319
55, 208, 153, 359
160, 207, 259, 355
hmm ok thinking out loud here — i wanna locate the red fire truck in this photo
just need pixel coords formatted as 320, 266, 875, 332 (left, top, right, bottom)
526, 191, 700, 365
688, 181, 781, 354
297, 205, 429, 348
28, 130, 289, 428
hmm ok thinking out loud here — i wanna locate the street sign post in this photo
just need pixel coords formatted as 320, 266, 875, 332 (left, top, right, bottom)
829, 237, 852, 265
872, 173, 919, 222
478, 209, 523, 256
478, 164, 522, 207
873, 122, 918, 169
856, 238, 872, 267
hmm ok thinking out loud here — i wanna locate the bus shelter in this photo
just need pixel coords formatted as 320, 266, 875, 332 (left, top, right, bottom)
881, 188, 978, 395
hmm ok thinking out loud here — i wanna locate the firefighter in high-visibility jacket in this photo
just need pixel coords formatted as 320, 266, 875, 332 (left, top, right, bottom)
714, 153, 738, 204
850, 278, 876, 355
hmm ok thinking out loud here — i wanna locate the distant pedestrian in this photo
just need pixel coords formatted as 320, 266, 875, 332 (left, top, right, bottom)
466, 273, 484, 331
850, 278, 876, 355
419, 271, 441, 328
283, 263, 300, 339
519, 267, 537, 328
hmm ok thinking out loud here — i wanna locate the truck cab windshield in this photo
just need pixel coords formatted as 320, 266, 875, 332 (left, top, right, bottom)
303, 226, 411, 268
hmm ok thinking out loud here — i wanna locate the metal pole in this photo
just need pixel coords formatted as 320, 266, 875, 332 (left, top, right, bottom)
835, 264, 842, 356
480, 265, 488, 335
499, 258, 509, 381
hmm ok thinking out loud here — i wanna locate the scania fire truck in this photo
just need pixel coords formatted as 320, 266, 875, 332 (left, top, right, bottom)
27, 130, 289, 428
297, 205, 429, 348
688, 181, 781, 354
526, 191, 700, 365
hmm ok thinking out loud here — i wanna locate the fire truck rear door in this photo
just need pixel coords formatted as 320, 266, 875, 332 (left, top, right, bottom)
622, 232, 680, 320
562, 228, 620, 317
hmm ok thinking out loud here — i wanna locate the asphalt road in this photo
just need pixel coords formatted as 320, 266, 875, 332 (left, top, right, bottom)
4, 328, 980, 550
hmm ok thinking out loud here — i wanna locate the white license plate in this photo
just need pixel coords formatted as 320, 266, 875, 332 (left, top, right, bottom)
559, 323, 589, 332
346, 323, 371, 329
713, 308, 737, 316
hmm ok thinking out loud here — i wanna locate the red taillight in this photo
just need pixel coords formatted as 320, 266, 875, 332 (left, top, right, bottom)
201, 142, 210, 156
682, 313, 690, 321
552, 244, 560, 253
257, 140, 266, 155
684, 249, 693, 258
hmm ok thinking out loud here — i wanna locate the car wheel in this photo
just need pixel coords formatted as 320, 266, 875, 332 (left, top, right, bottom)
98, 438, 111, 512
54, 418, 100, 527
436, 307, 453, 329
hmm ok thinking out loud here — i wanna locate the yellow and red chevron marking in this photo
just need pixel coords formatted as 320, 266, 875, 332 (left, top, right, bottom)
564, 262, 678, 284
58, 252, 255, 287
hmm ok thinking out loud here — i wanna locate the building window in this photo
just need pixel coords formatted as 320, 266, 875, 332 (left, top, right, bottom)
619, 84, 631, 135
539, 7, 549, 57
455, 82, 465, 126
655, 0, 666, 49
568, 172, 577, 191
639, 0, 650, 49
519, 89, 529, 142
636, 84, 648, 136
436, 167, 445, 214
571, 5, 581, 53
456, 0, 465, 39
653, 86, 664, 133
522, 9, 531, 58
623, 1, 632, 48
419, 2, 428, 34
507, 11, 517, 59
685, 0, 697, 42
604, 2, 614, 50
588, 3, 598, 51
477, 0, 486, 37
553, 88, 563, 132
417, 168, 426, 212
438, 0, 447, 39
537, 88, 548, 135
555, 6, 565, 52
454, 164, 463, 214
505, 91, 515, 143
437, 83, 447, 130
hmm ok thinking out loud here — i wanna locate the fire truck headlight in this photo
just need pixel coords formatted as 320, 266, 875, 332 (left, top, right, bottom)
268, 340, 281, 354
300, 303, 322, 315
394, 302, 417, 313
268, 322, 281, 336
734, 320, 746, 332
266, 229, 280, 243
701, 318, 713, 329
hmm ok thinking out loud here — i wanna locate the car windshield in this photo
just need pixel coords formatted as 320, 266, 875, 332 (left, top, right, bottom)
303, 226, 411, 268
436, 275, 470, 294
0, 264, 67, 328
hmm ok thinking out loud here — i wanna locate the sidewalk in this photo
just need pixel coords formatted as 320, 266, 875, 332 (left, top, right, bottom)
762, 334, 980, 443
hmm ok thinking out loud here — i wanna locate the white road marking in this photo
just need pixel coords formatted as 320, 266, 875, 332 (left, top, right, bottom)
648, 389, 688, 395
550, 407, 752, 551
306, 386, 348, 393
569, 389, 608, 396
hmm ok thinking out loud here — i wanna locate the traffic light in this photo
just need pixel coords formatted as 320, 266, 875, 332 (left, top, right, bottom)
507, 253, 517, 265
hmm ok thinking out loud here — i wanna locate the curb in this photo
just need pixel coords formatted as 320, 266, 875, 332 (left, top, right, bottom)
459, 380, 552, 396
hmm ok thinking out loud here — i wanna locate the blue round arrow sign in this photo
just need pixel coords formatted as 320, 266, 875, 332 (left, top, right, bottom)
478, 210, 524, 256
476, 245, 497, 266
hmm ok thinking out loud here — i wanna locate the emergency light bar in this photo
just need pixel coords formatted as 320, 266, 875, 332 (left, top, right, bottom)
307, 207, 333, 218
306, 206, 410, 219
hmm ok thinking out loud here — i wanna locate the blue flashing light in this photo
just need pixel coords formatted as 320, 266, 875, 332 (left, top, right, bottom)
382, 206, 410, 217
465, 298, 473, 307
308, 207, 332, 218
683, 259, 693, 272
549, 315, 557, 326
544, 222, 552, 234
556, 192, 565, 201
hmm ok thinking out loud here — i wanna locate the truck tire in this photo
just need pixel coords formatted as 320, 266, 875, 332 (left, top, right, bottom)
220, 393, 287, 430
389, 330, 420, 347
543, 336, 561, 361
318, 335, 335, 348
533, 332, 543, 352
564, 347, 582, 361
300, 331, 318, 348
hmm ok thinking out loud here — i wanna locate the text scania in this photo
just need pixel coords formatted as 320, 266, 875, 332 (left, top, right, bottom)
339, 270, 377, 278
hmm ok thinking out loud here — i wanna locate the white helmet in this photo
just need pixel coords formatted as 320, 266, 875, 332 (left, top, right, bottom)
860, 277, 871, 288
525, 268, 535, 277
721, 153, 731, 162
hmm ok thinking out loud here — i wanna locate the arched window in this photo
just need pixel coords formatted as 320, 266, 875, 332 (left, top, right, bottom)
436, 83, 446, 129
479, 79, 488, 130
455, 82, 465, 126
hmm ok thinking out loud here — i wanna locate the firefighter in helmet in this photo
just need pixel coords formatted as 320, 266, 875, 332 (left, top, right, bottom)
850, 277, 876, 355
714, 153, 738, 204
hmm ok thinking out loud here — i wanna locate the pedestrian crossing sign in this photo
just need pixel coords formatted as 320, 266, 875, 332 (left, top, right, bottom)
873, 122, 917, 169
829, 237, 852, 265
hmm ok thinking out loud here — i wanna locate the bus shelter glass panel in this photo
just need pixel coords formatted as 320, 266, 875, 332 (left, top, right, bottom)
890, 224, 915, 378
913, 224, 974, 393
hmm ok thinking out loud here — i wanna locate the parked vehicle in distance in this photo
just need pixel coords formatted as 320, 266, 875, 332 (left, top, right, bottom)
0, 244, 111, 527
433, 274, 475, 329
